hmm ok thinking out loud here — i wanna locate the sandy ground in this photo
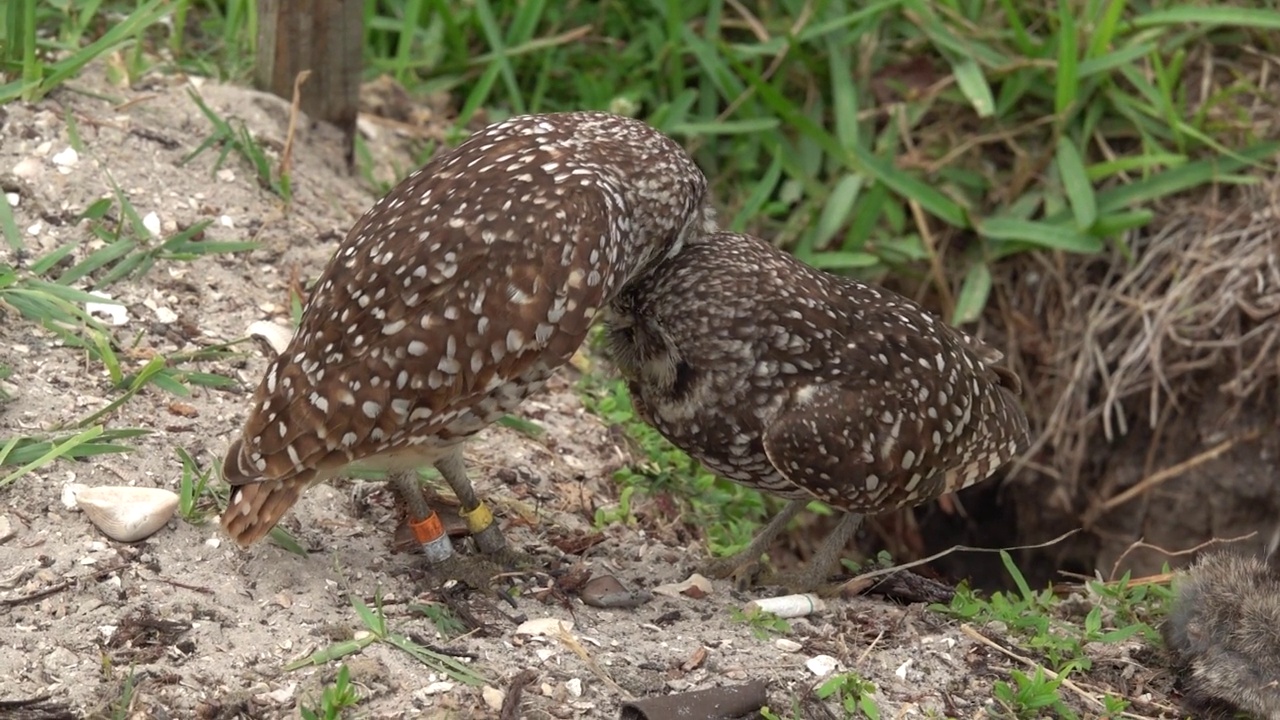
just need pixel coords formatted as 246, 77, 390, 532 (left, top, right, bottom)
0, 65, 1185, 719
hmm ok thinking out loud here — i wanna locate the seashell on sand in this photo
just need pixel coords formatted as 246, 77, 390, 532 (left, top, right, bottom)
74, 486, 179, 542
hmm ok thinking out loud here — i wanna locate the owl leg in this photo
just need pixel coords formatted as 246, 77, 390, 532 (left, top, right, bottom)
434, 448, 508, 556
392, 467, 517, 588
701, 499, 807, 590
768, 511, 864, 595
390, 472, 455, 563
436, 449, 536, 573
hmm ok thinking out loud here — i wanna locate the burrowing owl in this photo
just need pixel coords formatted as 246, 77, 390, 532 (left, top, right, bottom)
221, 111, 717, 570
604, 231, 1030, 592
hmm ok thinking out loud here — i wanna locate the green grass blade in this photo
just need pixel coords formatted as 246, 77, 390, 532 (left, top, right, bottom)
977, 217, 1103, 253
952, 262, 992, 325
1133, 7, 1280, 29
0, 426, 106, 488
1055, 137, 1097, 230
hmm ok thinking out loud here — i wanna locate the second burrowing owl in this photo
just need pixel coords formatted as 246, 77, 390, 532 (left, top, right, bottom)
604, 231, 1030, 592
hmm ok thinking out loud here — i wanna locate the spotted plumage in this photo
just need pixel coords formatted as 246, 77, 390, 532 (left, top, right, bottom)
604, 231, 1030, 591
221, 111, 716, 550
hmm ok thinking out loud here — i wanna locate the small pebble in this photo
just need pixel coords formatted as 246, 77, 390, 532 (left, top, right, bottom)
566, 678, 583, 698
774, 638, 802, 653
580, 574, 649, 609
482, 686, 506, 711
143, 211, 162, 237
12, 157, 40, 179
265, 684, 295, 704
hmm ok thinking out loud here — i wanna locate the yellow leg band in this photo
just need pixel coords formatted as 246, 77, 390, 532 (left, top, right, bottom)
461, 501, 495, 535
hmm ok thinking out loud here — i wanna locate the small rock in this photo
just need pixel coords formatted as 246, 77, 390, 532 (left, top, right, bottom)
5, 192, 18, 207
895, 658, 913, 679
12, 157, 41, 179
424, 681, 454, 695
75, 486, 179, 542
775, 638, 802, 653
154, 306, 178, 324
481, 686, 506, 712
0, 515, 13, 543
565, 678, 583, 698
266, 683, 296, 704
579, 574, 649, 609
216, 168, 236, 183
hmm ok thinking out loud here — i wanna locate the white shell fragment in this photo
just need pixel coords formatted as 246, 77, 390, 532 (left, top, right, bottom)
246, 320, 296, 355
62, 482, 88, 510
85, 291, 128, 326
651, 573, 714, 599
806, 654, 840, 677
73, 486, 179, 542
743, 593, 826, 619
51, 146, 78, 173
142, 211, 162, 238
515, 617, 574, 637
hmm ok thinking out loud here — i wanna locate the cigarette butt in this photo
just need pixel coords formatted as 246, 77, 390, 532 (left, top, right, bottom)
743, 593, 825, 619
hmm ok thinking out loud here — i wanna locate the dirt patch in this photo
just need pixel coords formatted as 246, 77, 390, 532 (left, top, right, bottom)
0, 64, 1191, 719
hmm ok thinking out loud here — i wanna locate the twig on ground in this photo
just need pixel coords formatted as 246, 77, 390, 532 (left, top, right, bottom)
0, 560, 131, 607
556, 626, 631, 700
499, 669, 537, 720
841, 528, 1081, 595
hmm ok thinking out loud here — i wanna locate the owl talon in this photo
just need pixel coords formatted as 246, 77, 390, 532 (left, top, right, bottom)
762, 567, 843, 598
426, 554, 504, 590
489, 546, 537, 572
701, 555, 765, 590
